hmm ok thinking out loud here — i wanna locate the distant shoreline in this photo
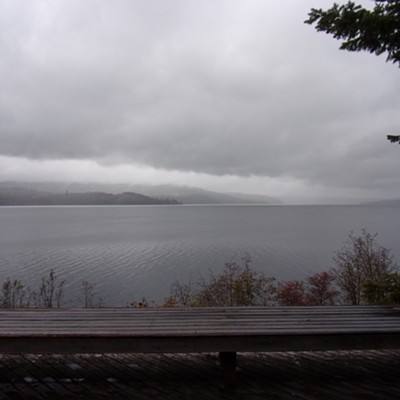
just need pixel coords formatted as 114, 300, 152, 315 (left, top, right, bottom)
0, 189, 180, 206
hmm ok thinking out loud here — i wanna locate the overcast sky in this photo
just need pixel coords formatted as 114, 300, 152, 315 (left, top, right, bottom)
1, 0, 399, 203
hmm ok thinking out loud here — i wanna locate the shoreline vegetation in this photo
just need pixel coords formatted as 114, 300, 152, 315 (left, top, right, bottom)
2, 230, 399, 309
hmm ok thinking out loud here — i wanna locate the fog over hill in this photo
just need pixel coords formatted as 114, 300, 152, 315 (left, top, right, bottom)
0, 187, 179, 206
364, 198, 400, 206
0, 182, 283, 205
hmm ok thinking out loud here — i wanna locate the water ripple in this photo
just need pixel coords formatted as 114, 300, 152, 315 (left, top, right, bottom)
1, 205, 399, 306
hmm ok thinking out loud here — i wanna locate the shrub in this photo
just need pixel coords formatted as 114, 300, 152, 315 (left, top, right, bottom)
276, 280, 309, 306
363, 273, 400, 305
333, 229, 397, 305
1, 278, 27, 308
307, 271, 338, 305
276, 272, 338, 306
165, 254, 276, 307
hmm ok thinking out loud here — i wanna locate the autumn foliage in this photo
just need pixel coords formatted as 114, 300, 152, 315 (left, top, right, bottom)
163, 255, 341, 307
276, 272, 338, 306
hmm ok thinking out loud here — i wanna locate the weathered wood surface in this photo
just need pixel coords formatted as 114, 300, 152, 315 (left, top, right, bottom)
0, 306, 399, 354
1, 306, 400, 335
1, 350, 400, 400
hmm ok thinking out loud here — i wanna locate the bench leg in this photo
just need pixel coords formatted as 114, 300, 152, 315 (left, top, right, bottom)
219, 351, 237, 388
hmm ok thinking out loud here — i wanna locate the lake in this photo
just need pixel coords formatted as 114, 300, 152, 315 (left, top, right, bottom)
0, 204, 399, 307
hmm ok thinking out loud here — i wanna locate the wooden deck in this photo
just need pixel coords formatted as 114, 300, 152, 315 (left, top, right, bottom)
0, 350, 400, 399
1, 305, 400, 391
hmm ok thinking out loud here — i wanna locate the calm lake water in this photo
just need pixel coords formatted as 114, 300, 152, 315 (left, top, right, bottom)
0, 204, 399, 306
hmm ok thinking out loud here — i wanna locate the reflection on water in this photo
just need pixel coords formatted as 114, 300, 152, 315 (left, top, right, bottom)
0, 205, 399, 306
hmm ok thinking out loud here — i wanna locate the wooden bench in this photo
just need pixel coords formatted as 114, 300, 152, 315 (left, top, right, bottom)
1, 305, 400, 387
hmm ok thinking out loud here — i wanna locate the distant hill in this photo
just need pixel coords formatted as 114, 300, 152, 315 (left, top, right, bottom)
0, 182, 283, 205
135, 185, 284, 205
0, 187, 179, 206
364, 198, 400, 206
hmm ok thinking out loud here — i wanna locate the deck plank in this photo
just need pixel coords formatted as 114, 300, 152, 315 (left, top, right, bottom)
0, 350, 400, 399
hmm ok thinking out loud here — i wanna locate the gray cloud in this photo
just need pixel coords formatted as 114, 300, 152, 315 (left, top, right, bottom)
1, 0, 400, 200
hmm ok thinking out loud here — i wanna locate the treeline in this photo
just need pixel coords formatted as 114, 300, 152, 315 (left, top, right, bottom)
0, 188, 180, 206
139, 229, 400, 308
2, 229, 399, 309
0, 271, 100, 309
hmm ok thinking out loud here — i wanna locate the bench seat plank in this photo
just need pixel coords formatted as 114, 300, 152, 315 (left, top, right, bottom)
0, 306, 400, 336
